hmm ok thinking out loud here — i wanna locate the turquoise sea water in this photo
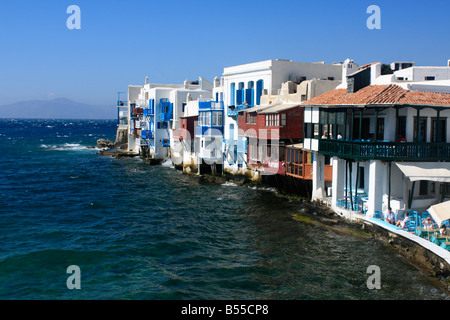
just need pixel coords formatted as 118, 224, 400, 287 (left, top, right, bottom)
0, 118, 448, 300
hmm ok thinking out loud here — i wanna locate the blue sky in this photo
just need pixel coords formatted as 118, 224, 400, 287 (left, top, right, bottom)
0, 0, 449, 106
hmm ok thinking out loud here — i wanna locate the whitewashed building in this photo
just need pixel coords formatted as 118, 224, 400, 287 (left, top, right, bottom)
222, 59, 343, 175
124, 77, 212, 164
303, 59, 450, 218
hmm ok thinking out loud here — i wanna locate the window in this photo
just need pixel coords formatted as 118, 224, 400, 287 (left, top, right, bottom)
398, 116, 407, 140
402, 63, 413, 69
249, 142, 258, 161
212, 112, 222, 127
199, 112, 211, 127
246, 112, 257, 124
265, 114, 279, 127
313, 124, 320, 139
425, 76, 435, 81
413, 117, 427, 142
304, 123, 313, 139
281, 113, 286, 126
432, 118, 447, 142
419, 180, 428, 195
376, 118, 385, 140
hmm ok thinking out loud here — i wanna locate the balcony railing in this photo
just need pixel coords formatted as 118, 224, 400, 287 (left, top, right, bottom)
227, 104, 252, 117
141, 130, 153, 140
286, 163, 304, 177
161, 113, 173, 122
319, 139, 450, 161
199, 101, 224, 110
195, 126, 223, 136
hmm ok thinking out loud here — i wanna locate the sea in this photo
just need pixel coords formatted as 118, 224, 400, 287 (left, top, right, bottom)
0, 118, 449, 300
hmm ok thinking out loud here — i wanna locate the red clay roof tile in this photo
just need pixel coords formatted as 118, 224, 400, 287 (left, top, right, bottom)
302, 84, 450, 107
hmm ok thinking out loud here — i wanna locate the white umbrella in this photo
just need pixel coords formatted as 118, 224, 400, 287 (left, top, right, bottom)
427, 200, 450, 227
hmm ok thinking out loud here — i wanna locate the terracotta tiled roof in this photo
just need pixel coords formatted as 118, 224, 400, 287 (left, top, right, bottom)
359, 62, 381, 69
398, 90, 450, 106
302, 84, 450, 107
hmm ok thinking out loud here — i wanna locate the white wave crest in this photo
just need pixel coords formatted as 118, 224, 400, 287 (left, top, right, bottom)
222, 181, 238, 187
161, 158, 174, 168
39, 143, 95, 151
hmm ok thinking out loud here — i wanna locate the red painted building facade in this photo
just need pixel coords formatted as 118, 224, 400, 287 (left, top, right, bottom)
237, 104, 304, 175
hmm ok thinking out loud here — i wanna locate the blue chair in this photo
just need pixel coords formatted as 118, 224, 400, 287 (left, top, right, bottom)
402, 220, 413, 232
415, 216, 422, 228
415, 229, 425, 238
374, 211, 382, 219
440, 242, 450, 251
430, 236, 441, 246
421, 212, 430, 220
407, 211, 418, 219
408, 220, 417, 232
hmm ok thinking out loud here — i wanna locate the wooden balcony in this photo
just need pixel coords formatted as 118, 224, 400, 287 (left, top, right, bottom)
131, 108, 143, 116
319, 139, 450, 162
285, 163, 331, 181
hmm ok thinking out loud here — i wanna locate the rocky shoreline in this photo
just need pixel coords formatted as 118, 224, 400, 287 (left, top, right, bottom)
96, 139, 139, 158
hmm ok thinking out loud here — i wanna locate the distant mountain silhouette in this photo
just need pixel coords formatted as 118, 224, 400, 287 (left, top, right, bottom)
0, 98, 116, 119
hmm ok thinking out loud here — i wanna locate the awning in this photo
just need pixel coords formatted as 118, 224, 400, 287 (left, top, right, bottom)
285, 143, 304, 150
258, 103, 301, 114
427, 200, 450, 227
395, 162, 450, 183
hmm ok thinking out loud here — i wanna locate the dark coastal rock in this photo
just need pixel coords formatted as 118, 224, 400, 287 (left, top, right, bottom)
97, 139, 115, 149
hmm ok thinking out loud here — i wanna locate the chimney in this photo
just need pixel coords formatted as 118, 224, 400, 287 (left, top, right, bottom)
340, 58, 355, 89
145, 76, 149, 85
370, 62, 381, 84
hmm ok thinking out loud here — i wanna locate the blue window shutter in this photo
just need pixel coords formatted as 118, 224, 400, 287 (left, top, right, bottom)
245, 88, 254, 106
256, 80, 264, 105
236, 89, 243, 105
230, 83, 235, 105
149, 99, 154, 114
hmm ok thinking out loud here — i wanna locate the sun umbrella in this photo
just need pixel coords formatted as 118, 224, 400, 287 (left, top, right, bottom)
427, 200, 450, 227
